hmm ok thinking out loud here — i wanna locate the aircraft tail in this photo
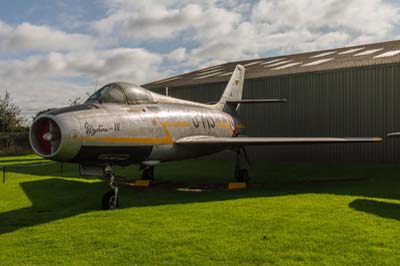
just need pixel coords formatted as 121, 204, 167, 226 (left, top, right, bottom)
212, 64, 286, 114
213, 65, 245, 113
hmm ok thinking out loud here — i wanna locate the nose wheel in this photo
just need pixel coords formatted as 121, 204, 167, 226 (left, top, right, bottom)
102, 165, 119, 210
102, 190, 119, 210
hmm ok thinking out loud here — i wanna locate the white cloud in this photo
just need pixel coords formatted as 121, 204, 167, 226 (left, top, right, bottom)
187, 0, 400, 65
3, 0, 400, 120
251, 0, 399, 42
0, 48, 164, 82
5, 80, 90, 119
0, 21, 96, 52
92, 2, 202, 39
0, 48, 165, 117
122, 4, 203, 40
92, 1, 241, 41
65, 48, 164, 83
167, 47, 186, 62
92, 0, 400, 69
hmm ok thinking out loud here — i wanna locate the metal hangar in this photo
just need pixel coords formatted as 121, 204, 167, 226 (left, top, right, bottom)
143, 40, 400, 162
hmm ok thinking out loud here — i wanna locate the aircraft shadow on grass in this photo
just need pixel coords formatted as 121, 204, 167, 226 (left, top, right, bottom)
0, 179, 104, 235
1, 163, 400, 235
0, 177, 274, 235
0, 158, 47, 164
349, 199, 400, 221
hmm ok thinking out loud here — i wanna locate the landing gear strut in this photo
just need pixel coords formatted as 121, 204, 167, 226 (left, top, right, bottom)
141, 165, 155, 180
102, 165, 119, 210
234, 149, 249, 182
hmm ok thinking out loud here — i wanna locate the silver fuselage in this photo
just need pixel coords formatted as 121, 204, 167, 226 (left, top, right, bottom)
30, 99, 244, 166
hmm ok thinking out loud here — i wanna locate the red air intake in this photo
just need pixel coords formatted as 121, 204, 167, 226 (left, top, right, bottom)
30, 117, 62, 157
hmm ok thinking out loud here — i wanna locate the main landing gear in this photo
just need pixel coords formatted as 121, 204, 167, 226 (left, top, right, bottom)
140, 165, 155, 180
102, 165, 119, 210
234, 149, 250, 182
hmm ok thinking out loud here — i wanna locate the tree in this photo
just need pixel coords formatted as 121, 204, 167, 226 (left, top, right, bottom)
0, 91, 22, 133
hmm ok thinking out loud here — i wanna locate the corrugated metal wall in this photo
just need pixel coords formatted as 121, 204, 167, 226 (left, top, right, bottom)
150, 63, 400, 162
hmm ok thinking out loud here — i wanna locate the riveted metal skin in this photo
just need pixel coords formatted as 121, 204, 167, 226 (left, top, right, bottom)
30, 86, 238, 165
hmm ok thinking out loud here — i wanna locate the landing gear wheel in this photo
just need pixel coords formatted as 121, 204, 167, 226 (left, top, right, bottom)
102, 190, 119, 210
235, 169, 250, 182
101, 165, 120, 210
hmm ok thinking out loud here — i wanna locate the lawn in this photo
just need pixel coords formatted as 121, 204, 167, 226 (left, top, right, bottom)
0, 154, 399, 266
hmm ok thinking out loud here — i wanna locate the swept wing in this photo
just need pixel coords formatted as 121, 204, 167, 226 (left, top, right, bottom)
175, 136, 382, 146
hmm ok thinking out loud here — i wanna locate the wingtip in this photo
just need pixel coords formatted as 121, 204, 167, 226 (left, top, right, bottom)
350, 137, 383, 142
387, 132, 400, 137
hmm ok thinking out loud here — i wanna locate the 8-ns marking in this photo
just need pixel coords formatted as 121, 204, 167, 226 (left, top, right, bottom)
192, 116, 215, 129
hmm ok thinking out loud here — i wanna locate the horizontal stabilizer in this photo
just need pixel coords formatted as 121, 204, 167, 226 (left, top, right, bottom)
176, 136, 382, 146
387, 132, 400, 137
226, 99, 287, 104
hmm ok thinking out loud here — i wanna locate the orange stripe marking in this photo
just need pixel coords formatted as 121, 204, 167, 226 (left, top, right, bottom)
216, 122, 230, 128
66, 121, 190, 144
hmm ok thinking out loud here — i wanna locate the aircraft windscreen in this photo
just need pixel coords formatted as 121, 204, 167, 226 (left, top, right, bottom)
85, 84, 127, 104
86, 85, 110, 103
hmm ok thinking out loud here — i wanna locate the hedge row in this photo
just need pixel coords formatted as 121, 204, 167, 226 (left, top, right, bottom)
0, 132, 32, 155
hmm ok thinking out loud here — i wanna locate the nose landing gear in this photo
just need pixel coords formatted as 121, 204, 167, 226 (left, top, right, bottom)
102, 165, 119, 210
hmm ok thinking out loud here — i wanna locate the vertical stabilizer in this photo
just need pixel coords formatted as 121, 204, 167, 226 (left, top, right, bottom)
213, 65, 245, 113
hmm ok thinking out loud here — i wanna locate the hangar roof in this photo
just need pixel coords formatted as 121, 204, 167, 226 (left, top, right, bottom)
143, 39, 400, 89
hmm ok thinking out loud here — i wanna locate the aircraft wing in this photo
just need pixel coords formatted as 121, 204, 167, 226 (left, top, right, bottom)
175, 136, 382, 146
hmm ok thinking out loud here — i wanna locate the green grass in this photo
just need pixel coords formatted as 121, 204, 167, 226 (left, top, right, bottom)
0, 155, 400, 266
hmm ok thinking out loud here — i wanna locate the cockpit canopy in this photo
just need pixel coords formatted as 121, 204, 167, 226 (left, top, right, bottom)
85, 83, 155, 105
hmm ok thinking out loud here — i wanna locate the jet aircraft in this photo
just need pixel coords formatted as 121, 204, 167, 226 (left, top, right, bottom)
29, 65, 382, 209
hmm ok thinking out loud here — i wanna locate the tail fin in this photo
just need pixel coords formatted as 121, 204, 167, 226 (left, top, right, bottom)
213, 64, 245, 112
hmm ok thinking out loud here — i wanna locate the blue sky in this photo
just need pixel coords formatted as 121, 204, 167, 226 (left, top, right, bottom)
0, 1, 105, 28
1, 0, 399, 121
